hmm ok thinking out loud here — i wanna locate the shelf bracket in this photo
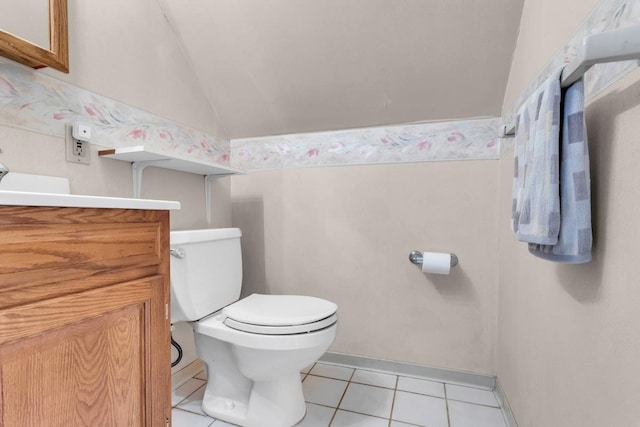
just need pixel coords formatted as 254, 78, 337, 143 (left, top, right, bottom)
204, 174, 234, 225
205, 175, 215, 225
132, 160, 170, 199
99, 147, 246, 219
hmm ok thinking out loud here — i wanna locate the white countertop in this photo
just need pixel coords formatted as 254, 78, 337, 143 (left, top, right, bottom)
0, 191, 181, 210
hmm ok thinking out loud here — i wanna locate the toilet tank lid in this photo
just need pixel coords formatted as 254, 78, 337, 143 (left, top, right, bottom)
222, 294, 337, 326
170, 227, 241, 245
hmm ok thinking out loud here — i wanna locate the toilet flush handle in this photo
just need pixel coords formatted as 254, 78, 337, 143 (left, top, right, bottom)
170, 247, 186, 259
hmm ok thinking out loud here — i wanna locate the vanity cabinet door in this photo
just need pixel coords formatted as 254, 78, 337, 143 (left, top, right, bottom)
0, 206, 171, 427
0, 275, 163, 426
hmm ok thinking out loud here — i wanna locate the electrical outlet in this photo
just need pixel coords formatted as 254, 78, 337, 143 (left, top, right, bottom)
65, 124, 90, 165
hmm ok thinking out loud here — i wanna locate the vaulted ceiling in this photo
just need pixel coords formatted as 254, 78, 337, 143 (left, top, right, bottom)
158, 0, 524, 139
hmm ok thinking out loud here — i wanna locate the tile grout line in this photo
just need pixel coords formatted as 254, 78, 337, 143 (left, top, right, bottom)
172, 406, 217, 427
173, 383, 207, 410
307, 373, 397, 391
446, 397, 501, 409
173, 406, 212, 419
327, 368, 356, 426
393, 388, 447, 400
388, 374, 400, 427
306, 374, 352, 382
334, 408, 397, 422
444, 384, 451, 427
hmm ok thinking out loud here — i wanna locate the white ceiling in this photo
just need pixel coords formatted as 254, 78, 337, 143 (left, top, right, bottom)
158, 0, 524, 139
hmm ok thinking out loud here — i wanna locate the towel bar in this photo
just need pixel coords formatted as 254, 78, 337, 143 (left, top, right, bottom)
502, 24, 640, 136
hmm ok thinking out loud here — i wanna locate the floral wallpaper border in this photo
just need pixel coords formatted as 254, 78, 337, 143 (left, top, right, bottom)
0, 55, 500, 171
503, 0, 640, 129
0, 58, 230, 164
230, 118, 501, 170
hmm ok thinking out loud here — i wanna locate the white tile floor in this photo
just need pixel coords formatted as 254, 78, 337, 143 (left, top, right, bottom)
172, 362, 507, 427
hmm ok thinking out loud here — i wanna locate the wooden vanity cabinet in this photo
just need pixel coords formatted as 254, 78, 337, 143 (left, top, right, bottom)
0, 206, 171, 426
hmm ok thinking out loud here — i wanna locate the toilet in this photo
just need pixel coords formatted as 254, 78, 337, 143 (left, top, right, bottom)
170, 228, 337, 427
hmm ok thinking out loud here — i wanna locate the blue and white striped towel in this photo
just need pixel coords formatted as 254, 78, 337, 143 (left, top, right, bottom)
529, 78, 592, 263
512, 69, 592, 263
512, 68, 562, 245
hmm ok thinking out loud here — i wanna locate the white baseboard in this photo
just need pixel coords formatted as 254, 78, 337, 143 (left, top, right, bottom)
319, 351, 496, 389
494, 379, 519, 427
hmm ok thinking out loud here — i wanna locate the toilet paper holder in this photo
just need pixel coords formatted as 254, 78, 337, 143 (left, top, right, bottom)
409, 250, 459, 267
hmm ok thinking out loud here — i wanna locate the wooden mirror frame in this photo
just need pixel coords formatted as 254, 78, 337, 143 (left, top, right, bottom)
0, 0, 69, 73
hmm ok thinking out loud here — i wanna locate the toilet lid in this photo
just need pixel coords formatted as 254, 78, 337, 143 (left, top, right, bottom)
222, 294, 338, 335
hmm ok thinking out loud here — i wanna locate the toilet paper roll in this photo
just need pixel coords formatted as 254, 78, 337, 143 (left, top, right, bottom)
421, 252, 451, 275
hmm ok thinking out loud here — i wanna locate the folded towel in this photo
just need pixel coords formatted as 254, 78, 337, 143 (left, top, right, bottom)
512, 68, 562, 245
529, 78, 592, 263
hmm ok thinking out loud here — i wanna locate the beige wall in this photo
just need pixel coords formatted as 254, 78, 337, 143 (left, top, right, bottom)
497, 1, 640, 426
0, 0, 231, 373
232, 161, 501, 373
1, 0, 231, 228
161, 0, 523, 138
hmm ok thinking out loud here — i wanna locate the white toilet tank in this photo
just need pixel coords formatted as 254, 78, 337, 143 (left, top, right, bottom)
169, 228, 243, 323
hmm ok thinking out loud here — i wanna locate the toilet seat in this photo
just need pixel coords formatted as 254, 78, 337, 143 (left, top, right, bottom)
222, 294, 338, 335
224, 313, 337, 335
195, 311, 337, 351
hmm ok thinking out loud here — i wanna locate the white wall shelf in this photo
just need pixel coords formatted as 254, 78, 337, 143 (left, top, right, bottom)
99, 145, 244, 176
99, 145, 245, 224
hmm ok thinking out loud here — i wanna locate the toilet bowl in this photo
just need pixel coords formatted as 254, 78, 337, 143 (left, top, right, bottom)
170, 228, 337, 427
193, 294, 337, 426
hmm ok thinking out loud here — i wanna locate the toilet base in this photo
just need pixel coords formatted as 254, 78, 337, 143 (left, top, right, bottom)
201, 372, 306, 427
195, 332, 311, 427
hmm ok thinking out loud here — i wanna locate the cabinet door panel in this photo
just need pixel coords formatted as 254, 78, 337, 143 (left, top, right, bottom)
0, 277, 162, 427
